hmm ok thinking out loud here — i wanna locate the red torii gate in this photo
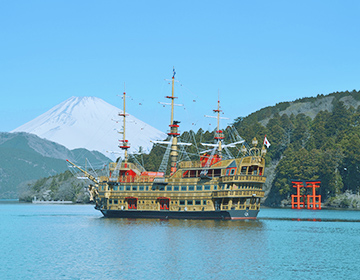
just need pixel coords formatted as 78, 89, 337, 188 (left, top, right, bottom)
291, 181, 321, 209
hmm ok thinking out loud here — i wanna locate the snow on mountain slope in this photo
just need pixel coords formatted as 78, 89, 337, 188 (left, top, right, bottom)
12, 96, 167, 160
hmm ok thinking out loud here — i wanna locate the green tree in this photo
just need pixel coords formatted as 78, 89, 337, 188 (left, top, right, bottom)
310, 110, 331, 149
291, 114, 311, 148
325, 101, 350, 137
340, 133, 360, 193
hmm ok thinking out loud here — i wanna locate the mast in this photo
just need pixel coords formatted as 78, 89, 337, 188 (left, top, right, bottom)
118, 84, 130, 163
213, 96, 225, 155
167, 67, 180, 175
202, 94, 231, 158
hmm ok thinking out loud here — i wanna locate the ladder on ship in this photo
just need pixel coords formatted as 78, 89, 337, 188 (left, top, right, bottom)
158, 137, 172, 174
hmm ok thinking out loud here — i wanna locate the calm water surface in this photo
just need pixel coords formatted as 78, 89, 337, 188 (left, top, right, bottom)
1, 203, 359, 279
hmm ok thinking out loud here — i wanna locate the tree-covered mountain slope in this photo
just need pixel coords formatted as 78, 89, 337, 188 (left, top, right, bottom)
232, 90, 360, 207
11, 90, 360, 208
140, 90, 360, 207
0, 132, 111, 198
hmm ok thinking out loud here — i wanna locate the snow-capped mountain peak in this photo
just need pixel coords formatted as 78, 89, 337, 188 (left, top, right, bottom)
12, 96, 167, 160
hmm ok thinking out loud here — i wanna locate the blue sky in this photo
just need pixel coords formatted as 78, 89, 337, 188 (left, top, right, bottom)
1, 0, 359, 133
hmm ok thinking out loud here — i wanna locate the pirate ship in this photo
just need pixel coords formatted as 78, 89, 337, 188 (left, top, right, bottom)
67, 70, 267, 219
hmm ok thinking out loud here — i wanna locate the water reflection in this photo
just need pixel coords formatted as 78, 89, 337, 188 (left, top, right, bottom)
260, 217, 360, 222
97, 216, 266, 230
89, 216, 270, 278
2, 204, 359, 279
258, 208, 360, 222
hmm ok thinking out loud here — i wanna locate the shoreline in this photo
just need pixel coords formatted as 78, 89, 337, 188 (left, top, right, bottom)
1, 199, 359, 211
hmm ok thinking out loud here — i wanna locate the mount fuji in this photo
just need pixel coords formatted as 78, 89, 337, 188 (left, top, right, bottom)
12, 96, 167, 161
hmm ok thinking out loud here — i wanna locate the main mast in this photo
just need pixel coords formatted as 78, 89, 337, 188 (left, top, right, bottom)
167, 68, 180, 174
118, 86, 130, 163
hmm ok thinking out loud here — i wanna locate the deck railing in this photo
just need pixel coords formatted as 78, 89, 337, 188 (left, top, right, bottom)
221, 175, 266, 183
212, 190, 264, 198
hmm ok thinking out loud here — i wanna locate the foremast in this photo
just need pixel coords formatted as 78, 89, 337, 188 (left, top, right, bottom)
167, 67, 180, 175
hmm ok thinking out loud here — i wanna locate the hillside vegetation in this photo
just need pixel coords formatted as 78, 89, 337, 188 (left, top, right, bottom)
0, 132, 111, 198
233, 90, 360, 207
19, 170, 89, 203
141, 89, 360, 207
18, 90, 360, 208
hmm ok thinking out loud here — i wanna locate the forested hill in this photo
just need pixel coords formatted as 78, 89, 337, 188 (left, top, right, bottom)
146, 90, 360, 207
22, 90, 360, 208
237, 89, 360, 126
232, 90, 360, 207
0, 132, 111, 199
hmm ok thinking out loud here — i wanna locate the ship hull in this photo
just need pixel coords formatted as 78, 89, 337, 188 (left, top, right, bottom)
100, 209, 259, 220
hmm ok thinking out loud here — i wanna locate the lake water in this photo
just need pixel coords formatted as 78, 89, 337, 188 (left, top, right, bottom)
1, 203, 359, 280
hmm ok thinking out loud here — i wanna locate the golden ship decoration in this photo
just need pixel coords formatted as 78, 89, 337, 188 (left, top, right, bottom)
67, 68, 268, 219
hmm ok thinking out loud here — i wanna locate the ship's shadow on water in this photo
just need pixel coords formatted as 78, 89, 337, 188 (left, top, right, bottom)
94, 206, 360, 231
96, 216, 266, 231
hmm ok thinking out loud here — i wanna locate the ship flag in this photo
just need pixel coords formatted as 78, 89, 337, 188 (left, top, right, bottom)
264, 135, 271, 148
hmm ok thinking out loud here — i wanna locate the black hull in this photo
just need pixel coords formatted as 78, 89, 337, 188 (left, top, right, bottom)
100, 209, 259, 220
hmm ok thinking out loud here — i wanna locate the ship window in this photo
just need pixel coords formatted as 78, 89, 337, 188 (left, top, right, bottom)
101, 186, 104, 191
195, 200, 201, 205
167, 186, 172, 191
204, 185, 210, 190
214, 185, 217, 190
132, 186, 137, 191
196, 185, 203, 191
187, 200, 193, 205
114, 200, 118, 204
179, 200, 185, 205
203, 200, 207, 205
159, 186, 165, 191
174, 186, 179, 191
139, 186, 144, 191
189, 186, 194, 191
214, 169, 221, 177
126, 186, 131, 191
109, 200, 112, 204
226, 184, 230, 189
241, 166, 247, 174
119, 186, 124, 191
189, 170, 196, 178
146, 186, 149, 191
114, 186, 118, 191
181, 186, 187, 191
